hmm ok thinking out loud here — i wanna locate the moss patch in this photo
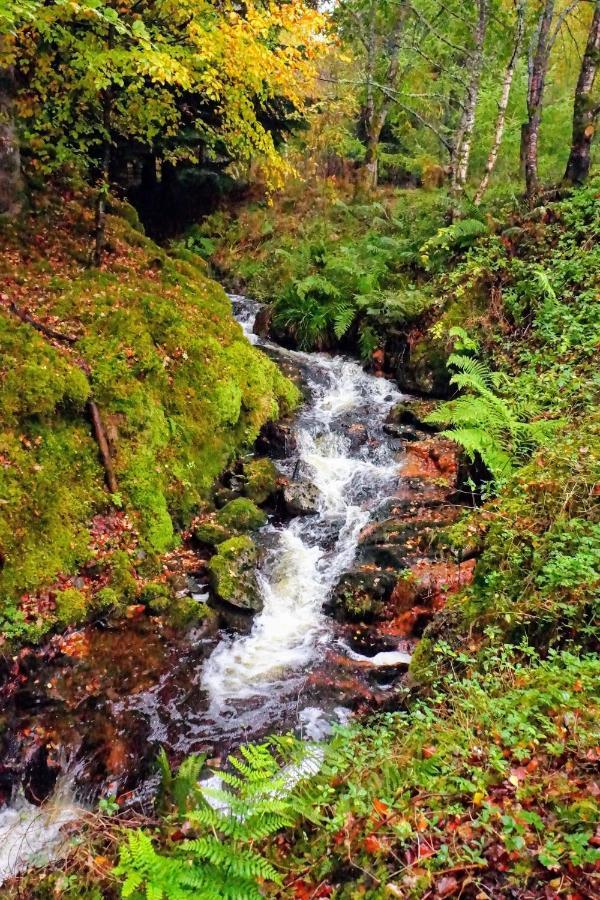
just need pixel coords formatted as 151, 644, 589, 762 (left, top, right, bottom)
0, 195, 299, 640
243, 457, 279, 505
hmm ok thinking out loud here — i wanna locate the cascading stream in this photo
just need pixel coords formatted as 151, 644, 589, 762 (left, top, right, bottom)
202, 296, 405, 722
0, 294, 408, 884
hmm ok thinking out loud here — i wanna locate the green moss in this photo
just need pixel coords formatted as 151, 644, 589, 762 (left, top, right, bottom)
208, 535, 259, 608
140, 581, 172, 611
215, 498, 267, 532
106, 550, 138, 603
407, 637, 437, 685
0, 203, 300, 638
167, 596, 213, 627
93, 587, 120, 612
195, 520, 231, 547
54, 588, 87, 625
196, 497, 267, 547
243, 457, 279, 504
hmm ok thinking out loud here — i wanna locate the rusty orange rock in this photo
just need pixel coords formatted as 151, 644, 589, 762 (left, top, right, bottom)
402, 439, 460, 485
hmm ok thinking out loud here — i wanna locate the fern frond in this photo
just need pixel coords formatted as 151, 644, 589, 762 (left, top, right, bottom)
439, 427, 513, 478
333, 303, 355, 338
446, 353, 495, 391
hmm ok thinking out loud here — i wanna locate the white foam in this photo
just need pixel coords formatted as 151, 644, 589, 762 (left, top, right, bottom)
204, 297, 405, 709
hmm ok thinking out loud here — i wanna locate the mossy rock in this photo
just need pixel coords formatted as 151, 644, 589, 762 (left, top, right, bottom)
243, 457, 280, 505
0, 200, 301, 641
387, 399, 440, 431
208, 535, 262, 611
396, 339, 451, 398
328, 569, 394, 622
216, 498, 267, 532
196, 498, 267, 547
54, 588, 87, 626
167, 596, 214, 628
139, 581, 172, 612
195, 520, 232, 547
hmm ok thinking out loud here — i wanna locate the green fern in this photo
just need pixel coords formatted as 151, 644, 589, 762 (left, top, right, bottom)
420, 218, 488, 270
426, 354, 558, 482
115, 737, 320, 899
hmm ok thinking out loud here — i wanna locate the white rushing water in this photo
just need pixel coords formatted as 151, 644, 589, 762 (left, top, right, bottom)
203, 297, 405, 713
0, 295, 406, 884
0, 777, 83, 884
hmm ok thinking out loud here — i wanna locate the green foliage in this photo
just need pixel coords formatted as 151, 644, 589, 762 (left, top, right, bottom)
427, 352, 558, 483
116, 738, 318, 899
208, 190, 441, 351
9, 0, 324, 191
271, 647, 600, 895
421, 219, 489, 272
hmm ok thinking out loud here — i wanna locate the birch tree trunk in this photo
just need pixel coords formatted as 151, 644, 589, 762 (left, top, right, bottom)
474, 0, 526, 205
450, 0, 490, 209
521, 0, 555, 204
564, 0, 600, 185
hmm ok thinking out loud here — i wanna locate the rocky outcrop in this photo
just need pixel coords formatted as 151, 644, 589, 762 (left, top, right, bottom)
207, 535, 262, 612
256, 419, 297, 458
328, 431, 475, 646
282, 479, 320, 516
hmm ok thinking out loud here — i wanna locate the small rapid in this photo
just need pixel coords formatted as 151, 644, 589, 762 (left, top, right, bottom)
0, 294, 409, 884
202, 297, 404, 725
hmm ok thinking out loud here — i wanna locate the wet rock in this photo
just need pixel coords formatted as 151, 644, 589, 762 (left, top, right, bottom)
23, 745, 61, 805
282, 479, 320, 516
328, 568, 397, 621
390, 558, 476, 615
195, 498, 267, 547
383, 423, 419, 441
253, 305, 273, 338
243, 457, 280, 505
255, 420, 297, 459
208, 536, 262, 612
402, 439, 461, 487
386, 399, 440, 432
345, 422, 369, 451
395, 340, 451, 398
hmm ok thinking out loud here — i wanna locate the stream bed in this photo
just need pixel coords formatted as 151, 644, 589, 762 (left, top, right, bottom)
0, 295, 415, 881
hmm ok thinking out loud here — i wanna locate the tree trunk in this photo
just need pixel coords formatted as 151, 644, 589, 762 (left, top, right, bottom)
356, 0, 409, 193
475, 0, 526, 205
522, 0, 555, 204
450, 0, 490, 210
564, 0, 600, 185
93, 92, 111, 267
0, 64, 23, 218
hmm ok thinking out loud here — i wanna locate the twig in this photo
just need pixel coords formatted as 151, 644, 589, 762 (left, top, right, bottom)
8, 301, 78, 344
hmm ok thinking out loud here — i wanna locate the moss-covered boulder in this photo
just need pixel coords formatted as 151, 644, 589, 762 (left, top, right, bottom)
243, 457, 280, 505
207, 535, 262, 611
395, 338, 451, 398
0, 198, 300, 641
216, 498, 267, 532
195, 497, 267, 547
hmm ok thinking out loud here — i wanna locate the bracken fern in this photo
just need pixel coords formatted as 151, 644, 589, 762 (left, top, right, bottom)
115, 737, 320, 899
426, 353, 559, 482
